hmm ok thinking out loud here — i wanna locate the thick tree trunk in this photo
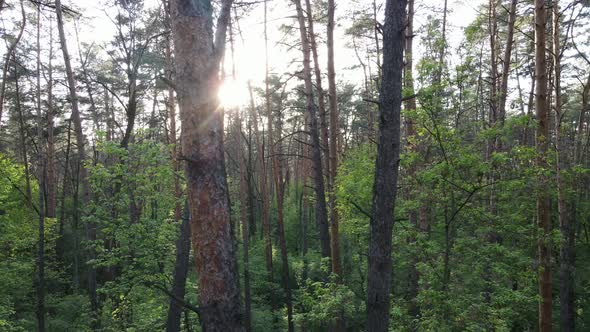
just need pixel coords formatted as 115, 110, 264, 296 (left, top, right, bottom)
293, 0, 331, 260
366, 0, 405, 331
166, 204, 191, 332
55, 1, 98, 323
169, 1, 243, 330
534, 0, 552, 330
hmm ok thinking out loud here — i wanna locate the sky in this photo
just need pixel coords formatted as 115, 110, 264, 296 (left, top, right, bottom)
74, 0, 484, 107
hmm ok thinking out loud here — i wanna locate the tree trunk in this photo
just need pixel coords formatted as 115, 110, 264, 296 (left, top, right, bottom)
366, 0, 405, 331
46, 18, 57, 219
35, 7, 46, 331
236, 111, 252, 332
305, 0, 330, 183
327, 0, 341, 279
293, 0, 331, 261
264, 1, 294, 330
55, 0, 97, 324
166, 204, 192, 332
553, 2, 574, 330
14, 54, 32, 209
169, 1, 243, 330
0, 0, 25, 132
498, 0, 518, 126
534, 0, 552, 330
404, 0, 423, 321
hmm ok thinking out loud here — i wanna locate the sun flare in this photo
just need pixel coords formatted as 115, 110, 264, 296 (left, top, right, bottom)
218, 80, 249, 108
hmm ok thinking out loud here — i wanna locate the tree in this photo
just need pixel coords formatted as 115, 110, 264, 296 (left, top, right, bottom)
168, 0, 243, 330
366, 0, 406, 331
534, 0, 552, 330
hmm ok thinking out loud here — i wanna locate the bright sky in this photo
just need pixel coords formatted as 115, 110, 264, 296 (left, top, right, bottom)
73, 0, 483, 108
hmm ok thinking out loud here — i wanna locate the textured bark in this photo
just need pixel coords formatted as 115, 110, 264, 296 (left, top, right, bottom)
55, 1, 97, 322
534, 0, 552, 330
553, 2, 574, 330
293, 0, 331, 260
169, 0, 243, 330
366, 0, 405, 331
166, 205, 192, 332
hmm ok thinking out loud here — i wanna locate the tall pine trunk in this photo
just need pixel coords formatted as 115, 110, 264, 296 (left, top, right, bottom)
169, 1, 243, 330
534, 0, 552, 330
366, 0, 405, 330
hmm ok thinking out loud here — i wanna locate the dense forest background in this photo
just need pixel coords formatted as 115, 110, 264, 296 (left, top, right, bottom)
0, 0, 589, 331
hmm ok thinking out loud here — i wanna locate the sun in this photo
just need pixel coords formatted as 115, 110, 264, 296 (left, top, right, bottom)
218, 80, 249, 108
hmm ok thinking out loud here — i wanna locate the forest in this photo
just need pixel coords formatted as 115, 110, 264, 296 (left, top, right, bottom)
0, 0, 589, 331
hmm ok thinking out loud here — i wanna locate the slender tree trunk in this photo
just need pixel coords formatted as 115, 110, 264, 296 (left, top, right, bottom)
366, 0, 405, 331
305, 0, 330, 182
166, 204, 192, 332
293, 0, 331, 261
553, 2, 574, 330
265, 3, 294, 329
169, 1, 243, 330
46, 18, 57, 219
327, 0, 341, 279
55, 0, 97, 324
404, 0, 423, 321
0, 0, 25, 132
35, 7, 46, 331
236, 112, 252, 332
498, 0, 518, 126
14, 55, 32, 208
534, 0, 552, 330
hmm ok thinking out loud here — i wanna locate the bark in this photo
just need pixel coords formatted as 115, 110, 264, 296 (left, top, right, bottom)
293, 0, 331, 260
327, 0, 341, 279
534, 0, 552, 330
169, 1, 243, 330
166, 204, 192, 332
55, 0, 97, 323
0, 0, 25, 131
366, 0, 405, 330
553, 2, 574, 330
